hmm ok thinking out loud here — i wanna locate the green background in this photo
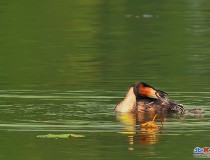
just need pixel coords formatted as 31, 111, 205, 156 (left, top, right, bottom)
0, 0, 210, 159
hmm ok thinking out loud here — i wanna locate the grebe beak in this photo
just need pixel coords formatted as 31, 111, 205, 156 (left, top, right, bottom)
135, 82, 167, 99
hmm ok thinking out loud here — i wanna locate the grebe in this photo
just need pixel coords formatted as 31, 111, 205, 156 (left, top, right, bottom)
115, 82, 204, 114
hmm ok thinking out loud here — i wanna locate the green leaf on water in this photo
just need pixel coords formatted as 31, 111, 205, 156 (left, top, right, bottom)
36, 133, 85, 139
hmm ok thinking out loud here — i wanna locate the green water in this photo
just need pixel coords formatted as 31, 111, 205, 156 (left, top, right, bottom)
1, 0, 210, 159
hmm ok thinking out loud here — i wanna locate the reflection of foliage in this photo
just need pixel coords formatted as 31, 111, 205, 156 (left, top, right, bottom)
1, 0, 210, 91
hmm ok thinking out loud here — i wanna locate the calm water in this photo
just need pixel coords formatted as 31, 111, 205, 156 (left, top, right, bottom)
1, 0, 210, 160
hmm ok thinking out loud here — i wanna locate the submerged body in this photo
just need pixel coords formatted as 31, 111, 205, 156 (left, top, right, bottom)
115, 82, 204, 114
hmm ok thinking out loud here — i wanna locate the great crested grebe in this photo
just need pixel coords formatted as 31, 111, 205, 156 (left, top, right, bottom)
115, 82, 204, 114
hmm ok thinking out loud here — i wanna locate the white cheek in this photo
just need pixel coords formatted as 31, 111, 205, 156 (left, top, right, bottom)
149, 89, 158, 99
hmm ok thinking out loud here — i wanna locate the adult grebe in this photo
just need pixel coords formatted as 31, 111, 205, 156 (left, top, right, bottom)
115, 82, 204, 114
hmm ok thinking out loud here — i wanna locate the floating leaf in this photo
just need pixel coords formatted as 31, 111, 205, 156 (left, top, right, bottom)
37, 133, 85, 139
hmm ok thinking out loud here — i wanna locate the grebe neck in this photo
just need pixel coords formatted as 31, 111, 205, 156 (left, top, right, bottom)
115, 87, 136, 113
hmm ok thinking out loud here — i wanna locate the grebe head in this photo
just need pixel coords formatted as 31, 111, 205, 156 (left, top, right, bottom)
133, 82, 167, 100
115, 82, 188, 114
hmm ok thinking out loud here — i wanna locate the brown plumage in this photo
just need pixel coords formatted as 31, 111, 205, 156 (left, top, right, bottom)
115, 82, 184, 113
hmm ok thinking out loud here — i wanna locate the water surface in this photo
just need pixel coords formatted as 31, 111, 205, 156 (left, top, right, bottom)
1, 0, 210, 160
